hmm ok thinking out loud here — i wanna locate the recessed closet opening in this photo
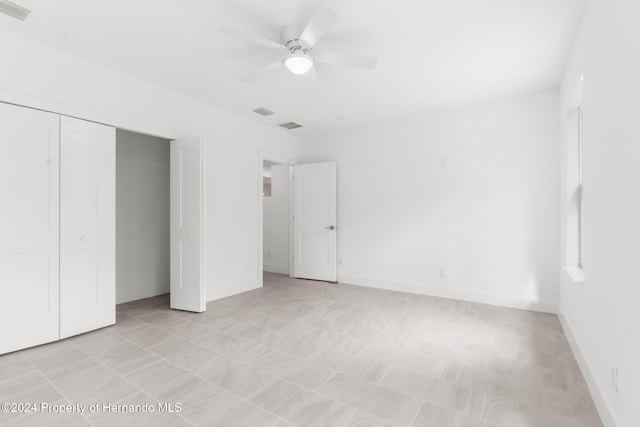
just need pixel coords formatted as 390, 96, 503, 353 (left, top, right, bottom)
116, 129, 171, 304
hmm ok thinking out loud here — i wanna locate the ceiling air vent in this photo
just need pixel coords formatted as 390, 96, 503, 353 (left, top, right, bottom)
278, 122, 303, 130
0, 0, 31, 21
253, 107, 274, 117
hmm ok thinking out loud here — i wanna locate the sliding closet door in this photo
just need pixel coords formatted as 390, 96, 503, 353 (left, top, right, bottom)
60, 116, 116, 338
0, 103, 60, 355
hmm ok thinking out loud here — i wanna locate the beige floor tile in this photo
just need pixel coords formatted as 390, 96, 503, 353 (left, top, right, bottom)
481, 396, 564, 427
250, 378, 355, 427
88, 390, 190, 427
540, 385, 602, 423
125, 360, 207, 402
451, 366, 544, 410
299, 314, 352, 333
109, 313, 145, 332
20, 341, 98, 380
225, 308, 270, 326
148, 337, 217, 370
162, 319, 225, 344
69, 329, 128, 354
345, 410, 396, 427
201, 334, 272, 364
562, 414, 604, 427
0, 353, 33, 382
406, 340, 490, 370
135, 310, 183, 329
0, 371, 65, 424
273, 419, 297, 427
252, 351, 336, 390
115, 323, 174, 349
194, 314, 238, 330
49, 364, 139, 405
261, 316, 317, 338
221, 322, 270, 341
412, 402, 485, 427
3, 407, 91, 426
380, 366, 453, 405
309, 348, 390, 383
191, 356, 275, 398
347, 324, 414, 349
91, 341, 161, 375
302, 328, 369, 354
257, 330, 320, 359
180, 383, 278, 427
318, 373, 422, 426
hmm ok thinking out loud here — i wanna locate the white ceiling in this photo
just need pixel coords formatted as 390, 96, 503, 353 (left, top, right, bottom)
1, 0, 587, 134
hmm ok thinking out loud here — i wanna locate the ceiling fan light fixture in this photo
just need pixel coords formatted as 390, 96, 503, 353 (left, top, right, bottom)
285, 53, 313, 75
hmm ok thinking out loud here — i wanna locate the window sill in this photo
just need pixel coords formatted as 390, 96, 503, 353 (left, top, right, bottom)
563, 265, 584, 284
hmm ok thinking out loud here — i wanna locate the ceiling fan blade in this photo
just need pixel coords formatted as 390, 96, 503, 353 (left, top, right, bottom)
316, 51, 378, 70
222, 26, 287, 51
299, 7, 339, 47
241, 61, 283, 83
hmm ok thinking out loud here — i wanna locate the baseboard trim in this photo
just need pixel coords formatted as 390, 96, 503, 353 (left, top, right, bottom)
263, 263, 289, 275
117, 284, 170, 304
338, 274, 557, 313
558, 312, 619, 427
207, 282, 262, 302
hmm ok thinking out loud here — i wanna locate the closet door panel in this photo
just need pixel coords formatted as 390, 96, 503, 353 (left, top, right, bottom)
0, 103, 60, 355
60, 116, 115, 338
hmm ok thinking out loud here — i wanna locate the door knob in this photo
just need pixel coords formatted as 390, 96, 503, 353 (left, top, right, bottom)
185, 232, 191, 238
80, 235, 87, 242
325, 225, 335, 230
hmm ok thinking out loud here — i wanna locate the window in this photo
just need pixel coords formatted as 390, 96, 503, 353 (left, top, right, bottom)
565, 76, 584, 282
577, 102, 584, 268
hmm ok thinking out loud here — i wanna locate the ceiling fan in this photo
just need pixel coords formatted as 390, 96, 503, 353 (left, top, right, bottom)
222, 7, 378, 83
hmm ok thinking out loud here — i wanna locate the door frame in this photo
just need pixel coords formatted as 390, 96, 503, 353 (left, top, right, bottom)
0, 97, 207, 309
258, 152, 293, 287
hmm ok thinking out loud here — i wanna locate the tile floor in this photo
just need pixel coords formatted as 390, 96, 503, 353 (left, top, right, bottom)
0, 273, 603, 426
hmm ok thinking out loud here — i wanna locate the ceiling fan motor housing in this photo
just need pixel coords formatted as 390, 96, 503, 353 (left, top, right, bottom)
282, 25, 311, 54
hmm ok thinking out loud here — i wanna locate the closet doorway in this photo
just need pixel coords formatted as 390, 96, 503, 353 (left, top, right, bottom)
117, 131, 205, 312
116, 130, 171, 305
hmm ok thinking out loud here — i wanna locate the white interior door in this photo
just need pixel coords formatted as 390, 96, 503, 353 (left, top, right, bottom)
170, 138, 205, 312
293, 162, 337, 282
0, 103, 60, 354
60, 116, 116, 338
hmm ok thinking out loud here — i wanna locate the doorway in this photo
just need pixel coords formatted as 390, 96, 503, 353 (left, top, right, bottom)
115, 129, 171, 304
260, 156, 292, 283
258, 158, 338, 285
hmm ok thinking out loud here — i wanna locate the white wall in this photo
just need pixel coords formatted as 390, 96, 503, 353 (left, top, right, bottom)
263, 165, 290, 274
559, 0, 640, 425
116, 130, 170, 304
301, 90, 560, 312
0, 29, 300, 302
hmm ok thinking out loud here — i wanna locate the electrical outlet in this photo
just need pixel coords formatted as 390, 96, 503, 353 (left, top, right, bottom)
440, 269, 446, 279
338, 258, 344, 266
611, 366, 618, 393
